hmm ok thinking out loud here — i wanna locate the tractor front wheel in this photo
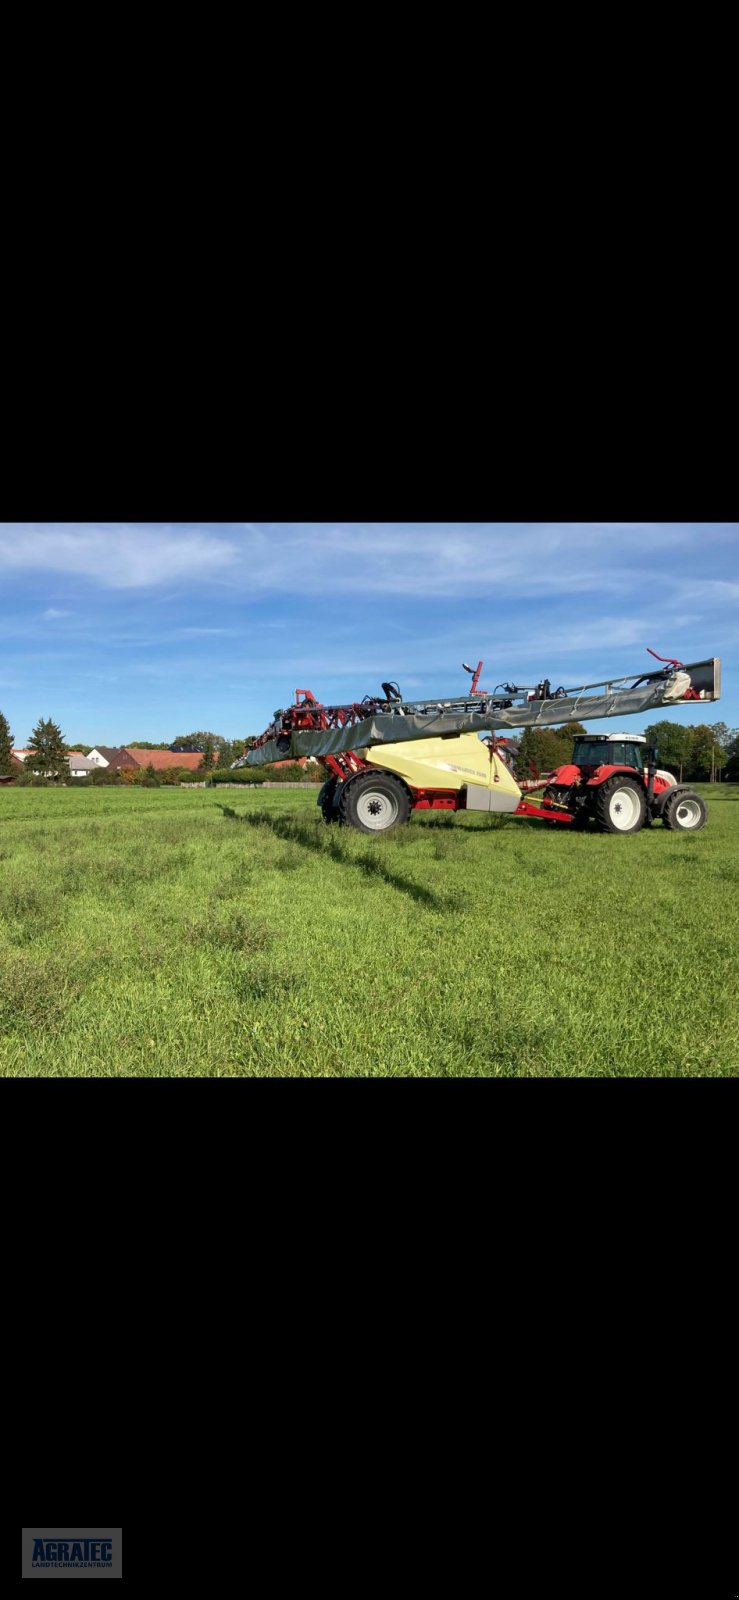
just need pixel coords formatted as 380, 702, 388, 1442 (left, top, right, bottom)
594, 775, 646, 835
661, 790, 707, 832
339, 771, 411, 833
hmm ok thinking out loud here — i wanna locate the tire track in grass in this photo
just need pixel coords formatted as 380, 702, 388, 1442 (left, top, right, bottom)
217, 806, 451, 911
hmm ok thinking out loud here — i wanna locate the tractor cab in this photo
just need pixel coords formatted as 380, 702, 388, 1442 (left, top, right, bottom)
570, 732, 649, 773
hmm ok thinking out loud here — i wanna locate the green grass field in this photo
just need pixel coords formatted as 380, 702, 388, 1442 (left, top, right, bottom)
1, 783, 737, 1076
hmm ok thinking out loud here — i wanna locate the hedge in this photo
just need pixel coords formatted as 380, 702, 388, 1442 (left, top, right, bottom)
208, 765, 322, 785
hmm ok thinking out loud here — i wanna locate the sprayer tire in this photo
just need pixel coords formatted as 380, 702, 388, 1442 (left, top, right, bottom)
339, 771, 411, 834
317, 778, 338, 823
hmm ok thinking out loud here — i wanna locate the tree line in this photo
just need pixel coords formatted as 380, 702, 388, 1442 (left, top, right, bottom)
641, 720, 738, 782
0, 714, 259, 781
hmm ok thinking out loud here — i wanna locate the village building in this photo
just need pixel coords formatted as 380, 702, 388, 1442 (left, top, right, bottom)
66, 754, 98, 777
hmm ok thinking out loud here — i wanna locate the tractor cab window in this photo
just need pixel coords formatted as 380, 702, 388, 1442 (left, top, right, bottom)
573, 741, 645, 769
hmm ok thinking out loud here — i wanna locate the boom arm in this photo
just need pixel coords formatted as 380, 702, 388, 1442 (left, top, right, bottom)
240, 655, 721, 766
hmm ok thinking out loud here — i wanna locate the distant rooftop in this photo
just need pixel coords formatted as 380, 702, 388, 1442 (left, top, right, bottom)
125, 748, 206, 771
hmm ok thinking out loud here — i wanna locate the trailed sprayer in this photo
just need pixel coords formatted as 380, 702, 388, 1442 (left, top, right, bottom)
237, 650, 721, 835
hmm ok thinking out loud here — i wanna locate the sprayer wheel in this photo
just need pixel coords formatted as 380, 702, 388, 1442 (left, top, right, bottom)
339, 771, 411, 833
317, 778, 338, 823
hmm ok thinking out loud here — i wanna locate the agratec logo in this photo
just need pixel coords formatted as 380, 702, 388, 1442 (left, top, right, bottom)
22, 1529, 122, 1579
32, 1537, 113, 1569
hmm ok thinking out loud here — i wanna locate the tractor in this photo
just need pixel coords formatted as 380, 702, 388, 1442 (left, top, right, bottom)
538, 732, 707, 834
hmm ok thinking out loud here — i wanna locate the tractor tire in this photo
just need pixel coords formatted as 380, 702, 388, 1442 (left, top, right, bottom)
661, 790, 707, 832
594, 775, 647, 835
339, 770, 411, 834
317, 778, 338, 823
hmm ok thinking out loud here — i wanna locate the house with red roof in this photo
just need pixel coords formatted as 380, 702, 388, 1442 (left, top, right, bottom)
124, 749, 208, 772
87, 747, 213, 773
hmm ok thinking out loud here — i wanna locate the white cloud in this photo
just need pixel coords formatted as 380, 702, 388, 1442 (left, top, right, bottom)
225, 523, 646, 600
0, 524, 238, 589
42, 607, 70, 619
668, 578, 739, 603
170, 626, 236, 638
226, 522, 739, 602
0, 522, 736, 610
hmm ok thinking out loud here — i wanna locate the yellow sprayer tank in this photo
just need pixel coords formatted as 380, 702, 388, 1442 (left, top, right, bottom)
357, 732, 522, 813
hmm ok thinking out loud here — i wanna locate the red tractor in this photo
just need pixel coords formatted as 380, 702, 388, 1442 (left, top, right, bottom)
538, 732, 707, 834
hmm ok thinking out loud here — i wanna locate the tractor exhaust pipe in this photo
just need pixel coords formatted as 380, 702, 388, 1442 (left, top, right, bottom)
646, 746, 657, 810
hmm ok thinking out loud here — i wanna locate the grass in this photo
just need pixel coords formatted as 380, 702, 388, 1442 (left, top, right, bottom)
1, 783, 738, 1077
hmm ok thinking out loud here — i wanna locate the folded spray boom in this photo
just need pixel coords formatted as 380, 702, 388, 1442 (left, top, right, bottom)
238, 651, 721, 767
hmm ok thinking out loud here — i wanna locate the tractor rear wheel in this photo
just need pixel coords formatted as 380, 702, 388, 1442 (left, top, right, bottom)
594, 775, 646, 834
339, 770, 411, 833
661, 790, 707, 831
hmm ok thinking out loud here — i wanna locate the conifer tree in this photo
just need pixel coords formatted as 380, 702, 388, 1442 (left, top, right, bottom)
0, 710, 14, 775
25, 717, 69, 780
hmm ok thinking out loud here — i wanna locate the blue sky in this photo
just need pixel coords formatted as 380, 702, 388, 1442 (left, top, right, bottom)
1, 522, 736, 746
